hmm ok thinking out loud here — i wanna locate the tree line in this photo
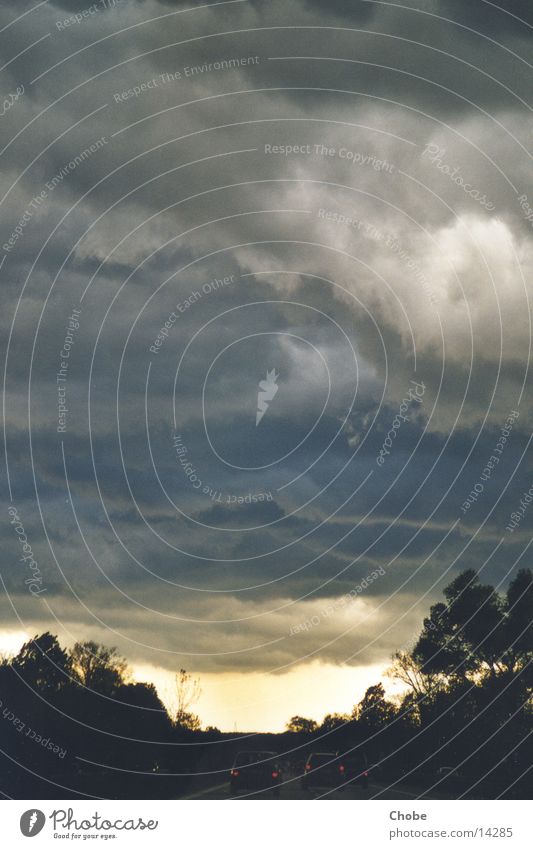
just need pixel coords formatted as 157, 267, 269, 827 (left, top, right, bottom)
0, 568, 531, 798
286, 568, 532, 796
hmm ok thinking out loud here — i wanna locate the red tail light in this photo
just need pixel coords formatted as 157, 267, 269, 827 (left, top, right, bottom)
272, 771, 279, 779
363, 771, 368, 777
305, 764, 311, 771
231, 769, 239, 777
339, 764, 345, 773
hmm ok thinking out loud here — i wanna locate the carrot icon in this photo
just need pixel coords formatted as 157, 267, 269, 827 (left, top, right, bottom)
256, 369, 279, 426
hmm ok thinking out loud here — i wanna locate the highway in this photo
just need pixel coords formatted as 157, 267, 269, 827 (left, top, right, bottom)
181, 779, 451, 800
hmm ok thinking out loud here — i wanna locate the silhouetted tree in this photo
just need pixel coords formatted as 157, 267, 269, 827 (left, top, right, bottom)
11, 632, 72, 695
412, 569, 533, 687
502, 568, 533, 677
386, 569, 533, 790
286, 715, 318, 733
319, 713, 350, 733
174, 668, 202, 730
2, 565, 531, 801
355, 683, 396, 729
70, 640, 128, 695
388, 650, 440, 698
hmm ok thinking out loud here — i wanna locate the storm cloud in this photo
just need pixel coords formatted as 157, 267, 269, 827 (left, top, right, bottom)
1, 0, 531, 697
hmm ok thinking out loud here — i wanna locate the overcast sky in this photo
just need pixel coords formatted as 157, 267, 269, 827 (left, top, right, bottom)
1, 0, 532, 730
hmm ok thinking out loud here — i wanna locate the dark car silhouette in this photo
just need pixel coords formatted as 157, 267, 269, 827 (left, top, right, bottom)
230, 751, 282, 796
337, 750, 369, 789
301, 752, 339, 790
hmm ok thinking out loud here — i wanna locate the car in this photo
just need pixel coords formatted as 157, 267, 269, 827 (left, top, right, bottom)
230, 751, 282, 796
302, 752, 340, 790
337, 751, 369, 789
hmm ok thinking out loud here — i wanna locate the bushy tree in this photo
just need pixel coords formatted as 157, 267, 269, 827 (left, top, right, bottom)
286, 715, 318, 734
319, 713, 350, 733
70, 640, 128, 695
412, 569, 532, 684
355, 683, 396, 729
11, 632, 72, 695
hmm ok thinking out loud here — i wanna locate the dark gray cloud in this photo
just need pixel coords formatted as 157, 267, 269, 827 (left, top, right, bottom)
440, 0, 533, 34
1, 0, 531, 681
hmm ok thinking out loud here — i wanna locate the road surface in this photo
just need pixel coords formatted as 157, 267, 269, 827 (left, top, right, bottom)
181, 779, 452, 800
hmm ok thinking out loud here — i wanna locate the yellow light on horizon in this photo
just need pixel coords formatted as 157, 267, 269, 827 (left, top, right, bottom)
0, 630, 29, 658
0, 630, 406, 733
132, 659, 404, 733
